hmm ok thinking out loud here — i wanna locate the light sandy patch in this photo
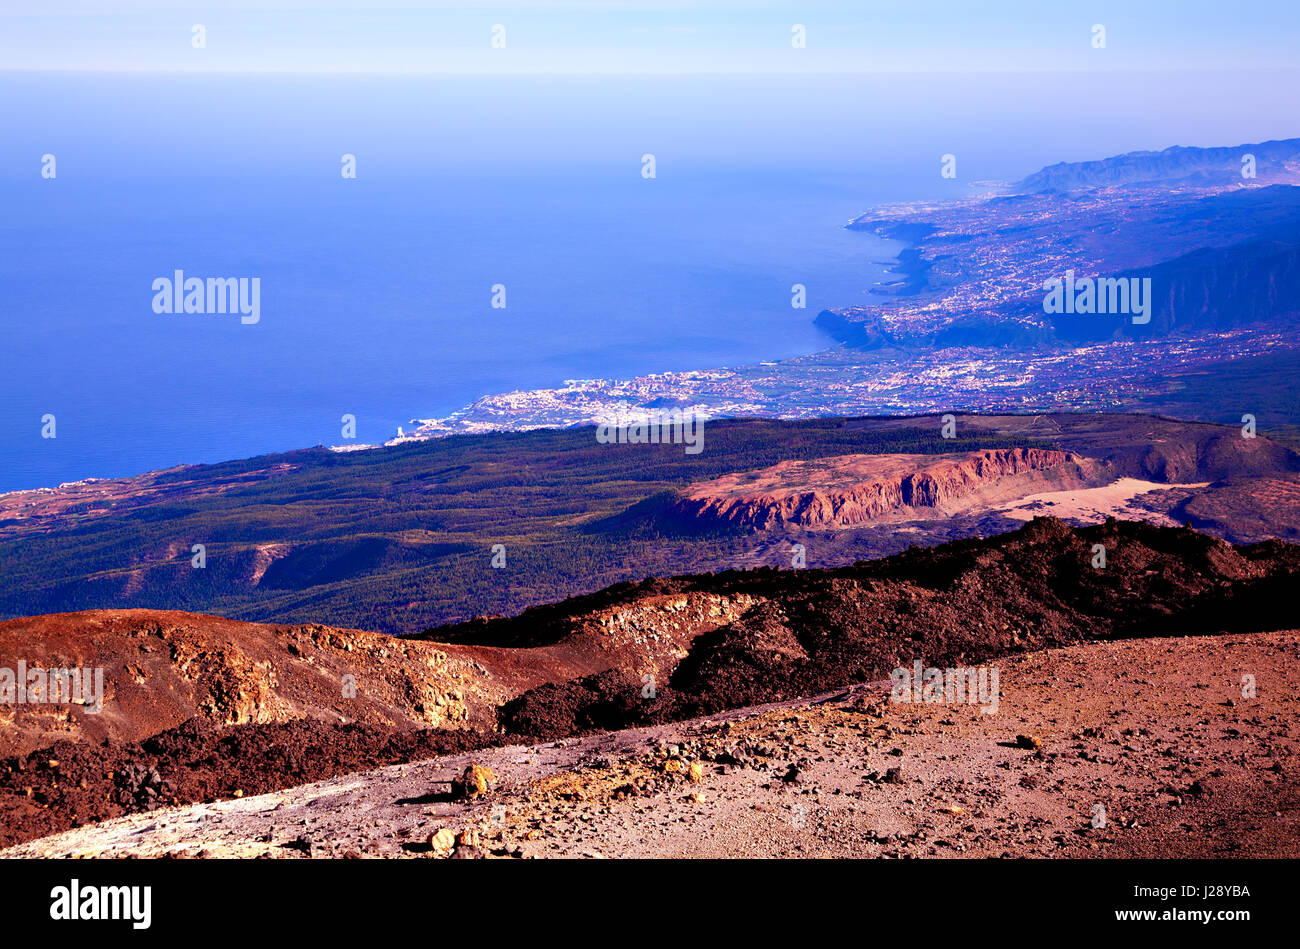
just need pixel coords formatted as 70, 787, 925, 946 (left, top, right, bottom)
993, 478, 1209, 525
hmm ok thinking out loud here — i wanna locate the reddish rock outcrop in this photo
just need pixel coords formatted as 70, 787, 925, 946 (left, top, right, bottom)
671, 448, 1090, 529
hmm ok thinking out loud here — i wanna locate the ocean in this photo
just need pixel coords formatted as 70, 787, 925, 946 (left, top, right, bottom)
2, 69, 1294, 491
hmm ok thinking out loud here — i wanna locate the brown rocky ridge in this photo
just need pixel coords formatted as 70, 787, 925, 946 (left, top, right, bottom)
669, 447, 1097, 529
2, 517, 1299, 851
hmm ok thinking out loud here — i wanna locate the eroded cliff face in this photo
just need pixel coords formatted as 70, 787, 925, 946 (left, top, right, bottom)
0, 593, 765, 759
669, 448, 1091, 530
0, 611, 499, 758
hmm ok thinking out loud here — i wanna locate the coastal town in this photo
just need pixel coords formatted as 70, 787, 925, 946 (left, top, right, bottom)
386, 142, 1300, 445
392, 325, 1295, 442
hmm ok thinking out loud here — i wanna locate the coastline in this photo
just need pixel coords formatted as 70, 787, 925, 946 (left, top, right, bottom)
16, 134, 1300, 491
373, 199, 933, 450
379, 324, 1297, 446
6, 320, 1295, 513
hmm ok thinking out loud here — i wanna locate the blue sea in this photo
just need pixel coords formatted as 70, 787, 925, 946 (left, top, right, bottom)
2, 69, 1295, 491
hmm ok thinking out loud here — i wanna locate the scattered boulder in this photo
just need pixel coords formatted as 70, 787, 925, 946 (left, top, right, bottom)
426, 828, 456, 855
451, 764, 494, 800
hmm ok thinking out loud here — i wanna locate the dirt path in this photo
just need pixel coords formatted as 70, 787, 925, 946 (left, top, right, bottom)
6, 630, 1297, 859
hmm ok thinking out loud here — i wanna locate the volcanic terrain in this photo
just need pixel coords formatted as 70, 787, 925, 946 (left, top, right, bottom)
9, 628, 1294, 859
2, 517, 1299, 854
5, 412, 1299, 635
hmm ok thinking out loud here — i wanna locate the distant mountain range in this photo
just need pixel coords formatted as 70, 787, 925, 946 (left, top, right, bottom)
829, 136, 1300, 351
1013, 137, 1300, 193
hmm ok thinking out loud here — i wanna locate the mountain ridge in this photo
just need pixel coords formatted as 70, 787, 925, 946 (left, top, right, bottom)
4, 517, 1300, 850
1013, 137, 1300, 193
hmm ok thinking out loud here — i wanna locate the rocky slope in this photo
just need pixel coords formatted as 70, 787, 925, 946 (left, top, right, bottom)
667, 448, 1094, 530
0, 610, 500, 759
0, 590, 755, 761
3, 518, 1299, 850
489, 516, 1300, 741
1174, 474, 1300, 542
7, 629, 1296, 860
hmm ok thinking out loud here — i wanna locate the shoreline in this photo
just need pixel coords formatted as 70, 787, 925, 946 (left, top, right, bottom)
7, 322, 1298, 501
14, 132, 1300, 493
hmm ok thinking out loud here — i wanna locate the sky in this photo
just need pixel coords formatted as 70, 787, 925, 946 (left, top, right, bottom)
3, 1, 1300, 74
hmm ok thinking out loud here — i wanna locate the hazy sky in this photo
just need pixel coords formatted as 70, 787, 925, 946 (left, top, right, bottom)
3, 1, 1299, 74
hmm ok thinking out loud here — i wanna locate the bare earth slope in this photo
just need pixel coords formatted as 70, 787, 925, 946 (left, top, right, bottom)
3, 519, 1300, 852
7, 629, 1294, 859
0, 610, 498, 759
0, 591, 754, 759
